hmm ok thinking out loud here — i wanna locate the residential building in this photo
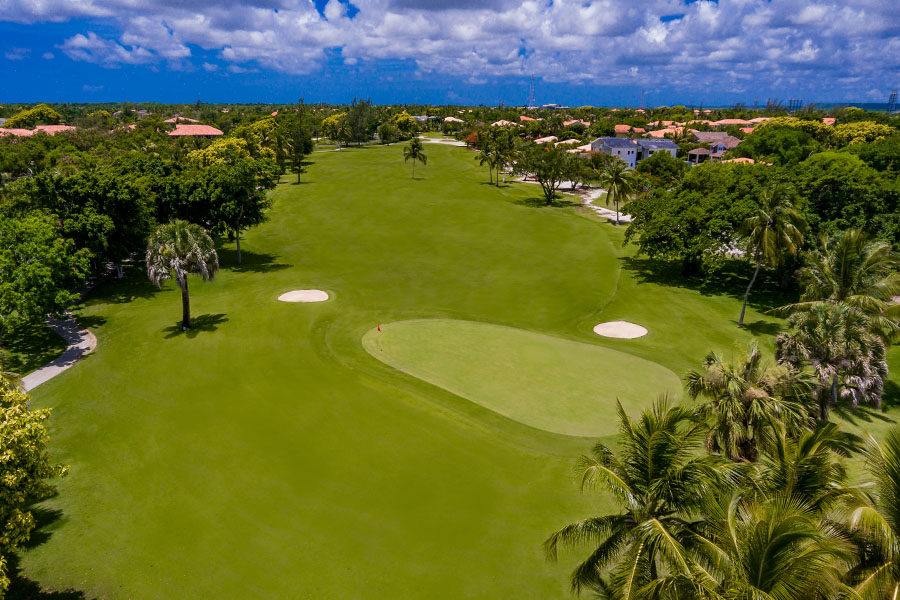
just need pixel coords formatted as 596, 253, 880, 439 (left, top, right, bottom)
167, 124, 224, 138
590, 137, 639, 168
636, 138, 679, 160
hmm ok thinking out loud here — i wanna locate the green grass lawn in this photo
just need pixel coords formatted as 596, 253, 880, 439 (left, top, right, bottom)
1, 322, 67, 376
20, 141, 900, 598
362, 319, 682, 437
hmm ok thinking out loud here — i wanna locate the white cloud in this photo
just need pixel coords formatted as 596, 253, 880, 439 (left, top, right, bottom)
5, 47, 30, 60
202, 61, 218, 71
5, 0, 897, 98
42, 51, 55, 59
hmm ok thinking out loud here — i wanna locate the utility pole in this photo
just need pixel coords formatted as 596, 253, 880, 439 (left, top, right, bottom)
529, 75, 535, 107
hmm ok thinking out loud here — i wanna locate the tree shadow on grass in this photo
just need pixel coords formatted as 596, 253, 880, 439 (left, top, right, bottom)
833, 403, 897, 428
162, 313, 228, 339
621, 256, 796, 313
91, 264, 169, 305
741, 319, 784, 337
512, 196, 581, 208
6, 508, 94, 599
216, 249, 291, 274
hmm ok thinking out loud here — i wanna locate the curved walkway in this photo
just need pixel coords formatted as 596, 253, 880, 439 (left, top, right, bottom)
22, 316, 97, 392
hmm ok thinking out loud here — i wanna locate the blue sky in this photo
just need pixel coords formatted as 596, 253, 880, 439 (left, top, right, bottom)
1, 0, 899, 106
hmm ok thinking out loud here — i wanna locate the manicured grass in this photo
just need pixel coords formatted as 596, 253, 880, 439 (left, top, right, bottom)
1, 322, 67, 376
363, 319, 682, 436
20, 141, 898, 598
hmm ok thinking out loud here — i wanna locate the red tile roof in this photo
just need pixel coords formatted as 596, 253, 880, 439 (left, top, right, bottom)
614, 124, 632, 133
35, 125, 76, 135
823, 117, 836, 125
167, 124, 224, 137
0, 128, 34, 137
163, 117, 199, 124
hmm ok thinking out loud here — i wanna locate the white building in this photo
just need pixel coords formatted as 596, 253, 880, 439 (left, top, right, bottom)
590, 137, 639, 168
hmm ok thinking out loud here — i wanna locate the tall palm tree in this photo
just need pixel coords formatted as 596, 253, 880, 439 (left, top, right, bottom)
685, 342, 813, 462
776, 302, 888, 418
403, 137, 427, 178
843, 428, 900, 600
545, 398, 730, 597
737, 186, 806, 327
146, 220, 219, 330
786, 229, 900, 342
599, 158, 636, 225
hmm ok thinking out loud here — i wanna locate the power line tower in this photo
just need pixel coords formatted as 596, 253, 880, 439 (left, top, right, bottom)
888, 90, 898, 113
528, 75, 535, 107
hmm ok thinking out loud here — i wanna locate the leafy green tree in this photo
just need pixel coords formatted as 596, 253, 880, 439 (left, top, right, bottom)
599, 158, 637, 224
346, 98, 375, 145
792, 152, 900, 245
402, 138, 427, 178
737, 186, 805, 326
146, 220, 219, 329
545, 399, 730, 597
391, 113, 420, 140
845, 135, 900, 172
685, 342, 812, 462
187, 143, 279, 265
0, 370, 68, 597
2, 104, 62, 129
514, 144, 567, 204
729, 126, 821, 166
777, 302, 888, 419
378, 122, 399, 144
0, 214, 90, 348
634, 151, 687, 188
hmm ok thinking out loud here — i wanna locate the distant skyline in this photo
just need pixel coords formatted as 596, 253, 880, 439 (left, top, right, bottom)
2, 0, 899, 107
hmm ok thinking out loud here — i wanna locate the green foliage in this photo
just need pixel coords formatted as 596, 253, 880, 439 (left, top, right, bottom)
730, 126, 821, 166
378, 122, 399, 144
634, 150, 687, 187
0, 214, 90, 342
514, 144, 567, 204
0, 370, 67, 597
625, 164, 777, 273
791, 152, 900, 245
844, 135, 900, 171
392, 112, 420, 138
145, 220, 219, 328
2, 105, 61, 129
833, 122, 896, 146
402, 138, 427, 178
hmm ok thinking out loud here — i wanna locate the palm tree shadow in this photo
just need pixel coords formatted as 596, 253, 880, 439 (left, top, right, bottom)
833, 403, 896, 426
162, 313, 228, 338
741, 320, 784, 337
93, 265, 170, 305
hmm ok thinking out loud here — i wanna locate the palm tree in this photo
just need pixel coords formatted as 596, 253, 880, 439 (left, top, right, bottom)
843, 428, 900, 600
403, 137, 427, 178
685, 342, 813, 462
146, 220, 219, 330
599, 158, 636, 224
689, 492, 852, 600
786, 229, 900, 342
776, 302, 888, 419
737, 186, 806, 327
545, 398, 730, 597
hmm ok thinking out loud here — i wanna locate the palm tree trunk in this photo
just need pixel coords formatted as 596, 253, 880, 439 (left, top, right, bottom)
738, 255, 762, 327
615, 199, 620, 225
181, 279, 191, 329
235, 229, 242, 265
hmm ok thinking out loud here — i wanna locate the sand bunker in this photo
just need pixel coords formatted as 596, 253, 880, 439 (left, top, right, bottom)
593, 321, 648, 339
278, 289, 329, 303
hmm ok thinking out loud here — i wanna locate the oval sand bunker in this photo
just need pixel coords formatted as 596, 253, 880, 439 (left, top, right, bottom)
278, 289, 329, 303
593, 321, 648, 339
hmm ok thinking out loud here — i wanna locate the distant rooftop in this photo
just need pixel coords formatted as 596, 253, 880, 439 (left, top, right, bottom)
594, 137, 637, 148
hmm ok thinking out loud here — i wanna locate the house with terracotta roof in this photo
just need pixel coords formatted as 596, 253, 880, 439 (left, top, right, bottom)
443, 116, 464, 123
687, 147, 711, 164
534, 135, 558, 144
563, 119, 590, 128
613, 124, 633, 135
167, 124, 224, 138
490, 120, 519, 127
740, 127, 755, 135
164, 117, 200, 124
823, 118, 836, 126
0, 125, 76, 137
519, 115, 541, 122
712, 118, 753, 127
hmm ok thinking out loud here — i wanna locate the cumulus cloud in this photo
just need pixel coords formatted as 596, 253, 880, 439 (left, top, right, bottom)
3, 0, 899, 98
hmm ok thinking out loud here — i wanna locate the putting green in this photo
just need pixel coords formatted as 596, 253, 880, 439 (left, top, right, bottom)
362, 319, 682, 437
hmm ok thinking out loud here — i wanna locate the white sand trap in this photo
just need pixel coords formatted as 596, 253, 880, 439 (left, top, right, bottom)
593, 321, 648, 339
278, 289, 329, 303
